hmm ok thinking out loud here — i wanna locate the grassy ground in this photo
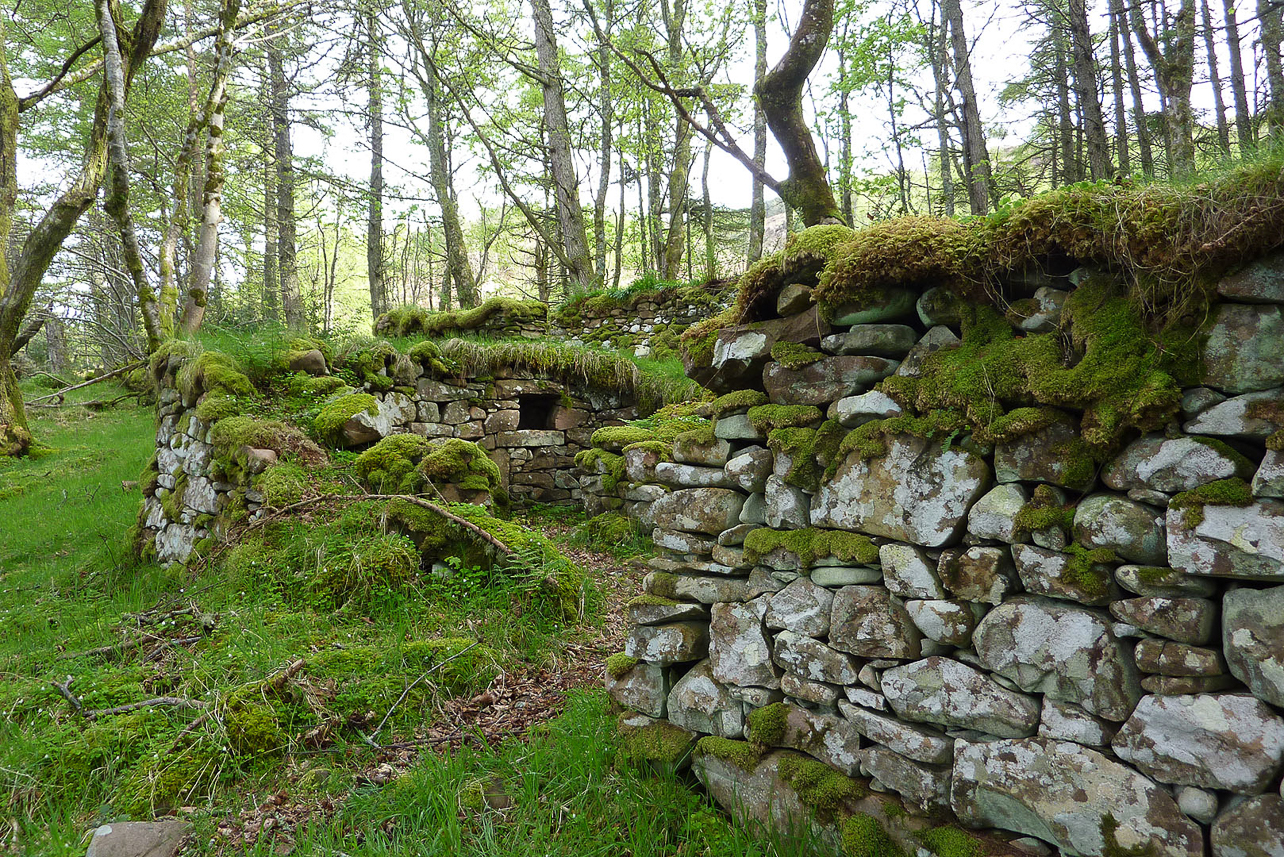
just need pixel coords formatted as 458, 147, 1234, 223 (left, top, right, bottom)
0, 380, 821, 857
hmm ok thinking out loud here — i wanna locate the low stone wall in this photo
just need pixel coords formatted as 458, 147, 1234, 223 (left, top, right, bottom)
597, 251, 1284, 855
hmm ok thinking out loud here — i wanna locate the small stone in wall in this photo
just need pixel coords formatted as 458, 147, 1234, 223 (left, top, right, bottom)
646, 488, 746, 536
827, 390, 902, 428
725, 446, 772, 492
904, 599, 984, 646
967, 483, 1028, 543
1222, 584, 1284, 706
994, 412, 1094, 490
764, 476, 809, 530
1253, 449, 1284, 498
1010, 544, 1117, 606
780, 672, 840, 706
762, 355, 900, 406
829, 586, 921, 659
1114, 564, 1216, 598
772, 629, 859, 686
654, 462, 736, 490
879, 543, 946, 599
837, 699, 952, 765
938, 546, 1018, 605
1202, 303, 1284, 394
1073, 494, 1167, 565
765, 577, 834, 637
859, 746, 949, 813
624, 622, 709, 666
710, 599, 781, 689
1037, 698, 1118, 747
667, 659, 744, 738
820, 324, 919, 358
1109, 596, 1216, 645
1210, 794, 1284, 857
881, 656, 1039, 738
1133, 638, 1227, 677
895, 325, 960, 379
606, 660, 669, 718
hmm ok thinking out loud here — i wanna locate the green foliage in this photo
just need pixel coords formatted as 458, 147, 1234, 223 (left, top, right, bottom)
913, 826, 983, 857
1170, 477, 1254, 528
1061, 544, 1118, 598
742, 528, 880, 568
1013, 484, 1077, 533
842, 814, 906, 857
605, 653, 639, 679
747, 404, 824, 433
312, 393, 379, 445
570, 512, 650, 560
355, 435, 503, 499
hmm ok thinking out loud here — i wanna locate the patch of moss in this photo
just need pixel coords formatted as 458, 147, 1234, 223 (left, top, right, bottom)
605, 653, 639, 679
1013, 484, 1077, 533
1062, 544, 1117, 598
621, 440, 673, 460
914, 826, 983, 857
745, 702, 789, 745
615, 720, 695, 769
1170, 477, 1253, 528
222, 692, 286, 756
711, 389, 769, 416
627, 594, 678, 607
255, 461, 309, 507
743, 527, 880, 567
575, 448, 627, 493
694, 736, 767, 772
747, 404, 823, 433
831, 411, 972, 467
778, 752, 868, 823
769, 420, 846, 492
356, 435, 501, 498
194, 392, 246, 422
312, 393, 379, 446
1100, 813, 1156, 857
842, 813, 906, 857
771, 340, 824, 370
379, 298, 547, 338
1269, 429, 1284, 451
591, 426, 659, 450
176, 350, 257, 403
680, 307, 737, 370
211, 415, 326, 481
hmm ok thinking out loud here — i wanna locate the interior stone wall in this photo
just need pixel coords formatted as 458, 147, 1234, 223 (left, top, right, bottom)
594, 252, 1284, 857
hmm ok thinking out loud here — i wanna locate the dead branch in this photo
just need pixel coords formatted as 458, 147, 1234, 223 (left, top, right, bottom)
51, 678, 84, 716
87, 696, 208, 719
26, 361, 145, 404
373, 642, 481, 738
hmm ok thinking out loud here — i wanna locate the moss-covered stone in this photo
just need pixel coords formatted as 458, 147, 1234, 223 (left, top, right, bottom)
711, 389, 770, 416
615, 720, 696, 769
356, 435, 502, 498
747, 404, 824, 433
914, 826, 983, 857
1170, 477, 1254, 528
745, 702, 789, 745
770, 340, 824, 370
777, 752, 868, 823
1061, 544, 1117, 598
842, 813, 907, 857
605, 653, 639, 679
176, 350, 256, 403
743, 528, 880, 568
313, 393, 378, 446
768, 420, 846, 492
694, 736, 768, 772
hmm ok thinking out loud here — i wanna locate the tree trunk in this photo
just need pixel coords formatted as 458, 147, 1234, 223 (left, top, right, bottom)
1067, 0, 1112, 179
1108, 7, 1132, 173
701, 141, 715, 280
836, 28, 854, 225
1222, 0, 1252, 150
269, 42, 302, 326
592, 0, 614, 284
1054, 27, 1078, 183
366, 7, 386, 321
1130, 0, 1197, 174
1114, 0, 1155, 174
756, 0, 843, 225
262, 132, 279, 322
613, 120, 626, 290
928, 10, 955, 216
421, 53, 477, 307
1262, 0, 1284, 137
660, 0, 690, 280
530, 0, 597, 292
748, 0, 767, 263
940, 0, 992, 213
1199, 0, 1230, 152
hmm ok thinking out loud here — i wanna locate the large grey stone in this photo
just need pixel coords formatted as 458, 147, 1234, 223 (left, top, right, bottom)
1112, 693, 1284, 793
710, 599, 780, 689
624, 622, 709, 665
859, 746, 950, 812
644, 572, 749, 604
1202, 303, 1284, 393
747, 702, 863, 776
995, 412, 1094, 490
606, 660, 669, 717
1211, 795, 1284, 857
764, 476, 809, 529
838, 700, 952, 764
829, 586, 921, 659
654, 462, 735, 490
772, 630, 859, 686
812, 434, 990, 548
765, 578, 834, 637
881, 656, 1039, 738
780, 672, 840, 706
951, 737, 1204, 857
1109, 596, 1216, 645
673, 433, 732, 467
1183, 389, 1284, 439
85, 821, 191, 857
1037, 698, 1117, 747
693, 751, 841, 850
1104, 435, 1253, 493
667, 659, 744, 738
1217, 250, 1284, 303
1073, 494, 1167, 565
1254, 449, 1284, 498
1166, 499, 1284, 579
821, 325, 919, 357
830, 288, 916, 325
1223, 585, 1284, 706
827, 390, 903, 428
904, 599, 984, 646
967, 483, 1029, 543
725, 447, 772, 492
645, 488, 746, 535
973, 597, 1142, 721
763, 355, 899, 405
879, 542, 946, 599
1011, 543, 1117, 606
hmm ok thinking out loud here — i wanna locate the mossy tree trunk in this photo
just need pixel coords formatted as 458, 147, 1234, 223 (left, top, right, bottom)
755, 0, 843, 227
1129, 0, 1196, 175
1262, 0, 1284, 138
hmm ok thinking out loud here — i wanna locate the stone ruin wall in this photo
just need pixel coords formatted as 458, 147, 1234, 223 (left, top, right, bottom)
141, 351, 643, 566
590, 253, 1284, 856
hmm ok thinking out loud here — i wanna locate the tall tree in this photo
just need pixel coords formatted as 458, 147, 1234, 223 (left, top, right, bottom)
1066, 0, 1111, 178
940, 0, 992, 212
1129, 0, 1197, 174
1262, 0, 1284, 137
1107, 4, 1132, 173
1221, 0, 1252, 150
1199, 0, 1231, 153
747, 0, 767, 262
1113, 0, 1155, 174
366, 4, 386, 320
269, 36, 302, 325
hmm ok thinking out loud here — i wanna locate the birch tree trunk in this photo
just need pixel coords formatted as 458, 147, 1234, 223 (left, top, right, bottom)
1108, 7, 1132, 173
366, 6, 386, 320
1222, 0, 1252, 150
1067, 0, 1112, 178
1130, 0, 1197, 174
1114, 0, 1155, 174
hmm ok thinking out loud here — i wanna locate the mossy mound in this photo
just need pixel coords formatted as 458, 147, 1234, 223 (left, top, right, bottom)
377, 298, 547, 338
312, 393, 379, 446
210, 415, 327, 482
355, 435, 504, 503
615, 719, 696, 770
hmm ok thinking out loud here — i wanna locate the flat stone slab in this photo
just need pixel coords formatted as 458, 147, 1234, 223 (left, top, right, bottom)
85, 821, 191, 857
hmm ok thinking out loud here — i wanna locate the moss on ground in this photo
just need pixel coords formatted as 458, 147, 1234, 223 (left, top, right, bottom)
914, 827, 983, 857
842, 813, 907, 857
1170, 477, 1254, 528
743, 528, 880, 568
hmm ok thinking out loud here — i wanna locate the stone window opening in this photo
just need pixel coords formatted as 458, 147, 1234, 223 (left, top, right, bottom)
517, 393, 561, 430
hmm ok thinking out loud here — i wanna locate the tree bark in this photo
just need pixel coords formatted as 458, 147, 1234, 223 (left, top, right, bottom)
1067, 0, 1112, 179
1054, 25, 1078, 183
269, 41, 302, 326
1114, 0, 1155, 174
927, 8, 955, 216
940, 0, 992, 213
530, 0, 597, 292
1200, 0, 1230, 153
755, 0, 843, 225
1262, 0, 1284, 137
366, 6, 386, 321
1130, 0, 1197, 174
748, 0, 767, 263
701, 140, 714, 280
1222, 0, 1252, 150
660, 0, 690, 280
836, 26, 854, 225
592, 0, 614, 284
1108, 6, 1132, 173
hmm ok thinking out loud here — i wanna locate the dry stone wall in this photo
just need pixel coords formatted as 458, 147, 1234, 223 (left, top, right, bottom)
599, 252, 1284, 856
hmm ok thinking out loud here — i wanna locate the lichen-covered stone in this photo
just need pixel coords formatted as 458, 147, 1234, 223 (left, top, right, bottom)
624, 622, 709, 665
762, 355, 900, 405
1112, 693, 1284, 793
967, 483, 1028, 543
667, 659, 744, 738
646, 488, 746, 536
710, 599, 780, 689
895, 325, 960, 378
746, 702, 863, 776
938, 546, 1018, 605
821, 325, 919, 357
1253, 449, 1284, 499
813, 434, 990, 548
673, 434, 731, 467
837, 700, 952, 764
1109, 596, 1216, 645
1114, 564, 1216, 597
879, 542, 946, 599
1183, 388, 1284, 439
1167, 500, 1284, 579
1202, 303, 1284, 393
765, 476, 810, 530
904, 599, 984, 646
1211, 795, 1284, 857
772, 630, 859, 686
859, 746, 950, 812
725, 446, 772, 492
628, 599, 709, 626
1011, 544, 1117, 606
652, 528, 716, 555
606, 660, 669, 718
765, 578, 834, 637
1037, 698, 1117, 747
829, 586, 921, 659
951, 737, 1203, 857
881, 656, 1039, 738
1074, 494, 1167, 565
827, 391, 903, 428
994, 413, 1092, 490
780, 672, 840, 706
1134, 639, 1226, 676
1104, 435, 1253, 493
654, 462, 736, 490
1223, 585, 1284, 706
973, 597, 1142, 721
644, 572, 749, 604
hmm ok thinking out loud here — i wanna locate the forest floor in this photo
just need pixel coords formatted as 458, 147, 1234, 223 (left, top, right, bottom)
0, 380, 820, 857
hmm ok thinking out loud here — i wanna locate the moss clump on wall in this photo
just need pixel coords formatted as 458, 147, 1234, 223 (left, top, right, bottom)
355, 435, 502, 498
745, 702, 789, 745
743, 528, 880, 568
627, 593, 678, 607
1169, 477, 1253, 528
711, 389, 769, 416
591, 426, 657, 450
378, 298, 547, 338
914, 826, 983, 857
830, 411, 972, 468
149, 339, 202, 383
679, 307, 737, 370
747, 404, 823, 433
210, 416, 326, 481
769, 421, 846, 492
694, 736, 767, 772
605, 653, 639, 679
1061, 544, 1117, 598
575, 448, 627, 492
255, 462, 310, 507
777, 752, 868, 823
771, 340, 824, 370
406, 340, 458, 375
615, 720, 695, 769
842, 814, 907, 857
1013, 484, 1077, 533
176, 350, 257, 404
312, 393, 379, 446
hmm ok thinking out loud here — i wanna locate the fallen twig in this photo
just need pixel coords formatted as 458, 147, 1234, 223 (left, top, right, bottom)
87, 696, 207, 719
373, 642, 481, 738
26, 361, 145, 404
51, 677, 84, 716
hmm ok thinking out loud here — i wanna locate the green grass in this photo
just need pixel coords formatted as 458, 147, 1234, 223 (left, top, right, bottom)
0, 381, 818, 857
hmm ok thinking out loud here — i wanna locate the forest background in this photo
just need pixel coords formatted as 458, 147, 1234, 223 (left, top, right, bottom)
4, 0, 1284, 373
